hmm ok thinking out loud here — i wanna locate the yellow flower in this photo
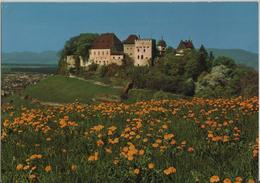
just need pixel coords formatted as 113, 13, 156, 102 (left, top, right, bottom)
29, 174, 37, 181
45, 165, 52, 172
71, 164, 77, 172
138, 149, 145, 155
247, 179, 255, 183
223, 178, 232, 183
16, 164, 23, 171
163, 167, 176, 175
133, 168, 140, 175
210, 175, 220, 183
23, 165, 30, 170
148, 163, 155, 169
235, 176, 243, 182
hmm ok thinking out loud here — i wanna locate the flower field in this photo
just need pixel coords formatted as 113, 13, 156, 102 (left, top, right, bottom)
1, 96, 259, 182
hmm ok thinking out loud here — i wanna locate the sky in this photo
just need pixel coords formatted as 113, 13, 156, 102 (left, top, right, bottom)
2, 2, 259, 53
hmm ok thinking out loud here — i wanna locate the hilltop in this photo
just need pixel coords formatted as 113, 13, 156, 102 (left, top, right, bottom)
208, 48, 258, 69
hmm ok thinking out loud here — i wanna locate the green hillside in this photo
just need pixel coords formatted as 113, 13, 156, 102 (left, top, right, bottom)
208, 48, 258, 69
23, 75, 120, 103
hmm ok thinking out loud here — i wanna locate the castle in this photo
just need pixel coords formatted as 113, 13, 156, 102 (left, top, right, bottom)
65, 33, 194, 69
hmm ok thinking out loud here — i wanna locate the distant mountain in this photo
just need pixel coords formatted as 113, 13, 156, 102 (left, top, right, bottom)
2, 49, 258, 69
2, 51, 59, 65
208, 48, 258, 69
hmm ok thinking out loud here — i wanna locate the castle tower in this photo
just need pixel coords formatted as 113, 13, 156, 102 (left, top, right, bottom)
157, 38, 167, 57
134, 39, 155, 66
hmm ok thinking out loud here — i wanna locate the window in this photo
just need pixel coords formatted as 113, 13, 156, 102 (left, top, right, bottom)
94, 51, 96, 55
98, 51, 100, 55
137, 49, 139, 52
137, 55, 140, 59
143, 49, 146, 52
102, 51, 104, 55
141, 55, 143, 59
147, 46, 149, 48
113, 57, 115, 59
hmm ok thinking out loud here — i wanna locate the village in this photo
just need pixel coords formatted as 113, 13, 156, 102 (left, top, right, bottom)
1, 72, 50, 98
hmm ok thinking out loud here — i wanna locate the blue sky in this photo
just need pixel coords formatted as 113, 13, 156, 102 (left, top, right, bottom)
2, 2, 259, 53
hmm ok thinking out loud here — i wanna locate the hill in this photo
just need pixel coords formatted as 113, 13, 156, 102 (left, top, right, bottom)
208, 48, 258, 69
2, 51, 59, 65
22, 75, 120, 103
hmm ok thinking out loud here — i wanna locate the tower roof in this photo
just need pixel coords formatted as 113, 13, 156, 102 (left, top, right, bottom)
177, 40, 194, 50
157, 39, 167, 47
123, 34, 139, 44
91, 33, 123, 53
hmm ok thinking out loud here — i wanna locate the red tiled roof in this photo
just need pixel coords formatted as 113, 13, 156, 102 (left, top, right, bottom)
177, 40, 194, 50
123, 34, 139, 44
91, 33, 123, 52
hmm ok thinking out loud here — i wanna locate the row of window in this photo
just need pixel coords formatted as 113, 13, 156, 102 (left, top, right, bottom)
137, 55, 149, 60
92, 51, 109, 55
136, 46, 150, 49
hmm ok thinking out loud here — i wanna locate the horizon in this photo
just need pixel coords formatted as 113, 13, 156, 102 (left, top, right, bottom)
2, 2, 259, 54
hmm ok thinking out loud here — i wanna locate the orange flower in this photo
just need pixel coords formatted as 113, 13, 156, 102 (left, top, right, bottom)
29, 174, 37, 181
210, 175, 220, 183
16, 164, 23, 171
223, 178, 232, 183
71, 164, 77, 172
148, 163, 155, 169
88, 152, 99, 161
235, 176, 243, 182
23, 165, 30, 170
45, 165, 52, 172
163, 167, 176, 175
138, 149, 145, 155
133, 168, 140, 175
247, 179, 255, 183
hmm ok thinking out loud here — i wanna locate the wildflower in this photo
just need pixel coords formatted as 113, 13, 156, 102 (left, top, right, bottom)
247, 179, 255, 183
45, 165, 52, 172
210, 175, 220, 183
223, 178, 232, 183
163, 167, 176, 175
138, 149, 145, 155
88, 152, 99, 161
148, 163, 155, 169
235, 176, 243, 182
113, 159, 119, 165
71, 164, 77, 172
16, 164, 23, 171
29, 174, 37, 181
23, 165, 30, 170
133, 168, 140, 175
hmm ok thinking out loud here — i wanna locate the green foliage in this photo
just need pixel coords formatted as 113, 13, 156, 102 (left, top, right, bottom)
213, 56, 236, 68
58, 33, 99, 74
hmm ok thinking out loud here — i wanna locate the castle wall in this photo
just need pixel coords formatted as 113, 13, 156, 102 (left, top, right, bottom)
66, 55, 77, 69
123, 44, 135, 59
89, 49, 111, 65
88, 49, 123, 65
134, 39, 153, 66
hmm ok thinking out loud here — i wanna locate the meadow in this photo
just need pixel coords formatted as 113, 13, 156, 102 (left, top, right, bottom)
1, 96, 258, 182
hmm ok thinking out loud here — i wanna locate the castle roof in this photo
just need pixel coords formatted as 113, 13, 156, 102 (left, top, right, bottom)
177, 40, 194, 50
91, 33, 123, 53
123, 34, 139, 44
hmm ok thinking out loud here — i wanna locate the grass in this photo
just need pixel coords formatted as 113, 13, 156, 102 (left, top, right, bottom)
22, 75, 120, 103
1, 96, 258, 182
